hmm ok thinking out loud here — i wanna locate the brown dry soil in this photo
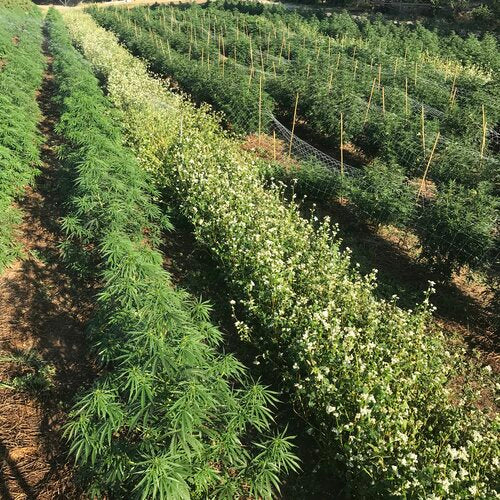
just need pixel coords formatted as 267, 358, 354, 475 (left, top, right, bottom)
0, 40, 93, 499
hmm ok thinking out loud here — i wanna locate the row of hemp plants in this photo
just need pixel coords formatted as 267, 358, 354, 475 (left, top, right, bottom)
88, 7, 273, 134
215, 0, 500, 77
63, 10, 499, 498
0, 0, 44, 271
88, 6, 499, 275
47, 9, 297, 499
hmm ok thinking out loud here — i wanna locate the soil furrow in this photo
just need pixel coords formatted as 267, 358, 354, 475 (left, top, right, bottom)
0, 34, 92, 500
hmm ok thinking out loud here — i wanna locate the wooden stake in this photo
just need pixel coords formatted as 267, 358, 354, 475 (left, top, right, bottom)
417, 131, 440, 200
288, 92, 299, 159
364, 78, 376, 124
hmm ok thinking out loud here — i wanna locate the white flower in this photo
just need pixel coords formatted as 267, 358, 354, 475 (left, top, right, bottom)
441, 477, 451, 493
326, 405, 336, 414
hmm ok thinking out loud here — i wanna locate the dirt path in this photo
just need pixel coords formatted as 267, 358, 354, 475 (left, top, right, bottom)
0, 35, 93, 499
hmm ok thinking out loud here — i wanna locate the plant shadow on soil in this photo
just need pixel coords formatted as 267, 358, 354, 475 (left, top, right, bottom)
0, 38, 95, 499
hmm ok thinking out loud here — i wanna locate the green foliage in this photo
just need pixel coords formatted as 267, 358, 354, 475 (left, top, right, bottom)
0, 2, 44, 271
88, 7, 273, 135
87, 3, 499, 274
417, 181, 499, 272
47, 9, 297, 498
350, 159, 416, 226
0, 349, 56, 393
64, 11, 499, 498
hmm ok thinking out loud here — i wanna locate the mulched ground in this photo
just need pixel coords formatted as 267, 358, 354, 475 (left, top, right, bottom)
0, 37, 94, 500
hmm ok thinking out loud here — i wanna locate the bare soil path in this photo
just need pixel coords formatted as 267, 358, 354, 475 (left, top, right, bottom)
0, 35, 93, 499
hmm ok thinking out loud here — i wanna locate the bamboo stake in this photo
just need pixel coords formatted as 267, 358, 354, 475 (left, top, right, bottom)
258, 75, 262, 146
267, 32, 271, 63
405, 77, 409, 116
480, 104, 487, 160
353, 60, 358, 80
340, 112, 344, 178
249, 37, 254, 70
414, 60, 418, 88
377, 63, 382, 89
278, 36, 284, 63
364, 78, 376, 124
218, 34, 221, 66
417, 131, 440, 200
288, 93, 299, 159
336, 52, 340, 70
328, 70, 334, 91
449, 70, 457, 102
421, 105, 426, 154
394, 57, 399, 77
450, 86, 458, 106
382, 86, 385, 114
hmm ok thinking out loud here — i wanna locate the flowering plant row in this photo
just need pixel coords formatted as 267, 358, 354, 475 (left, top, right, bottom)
47, 9, 297, 499
64, 10, 499, 498
0, 0, 44, 271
